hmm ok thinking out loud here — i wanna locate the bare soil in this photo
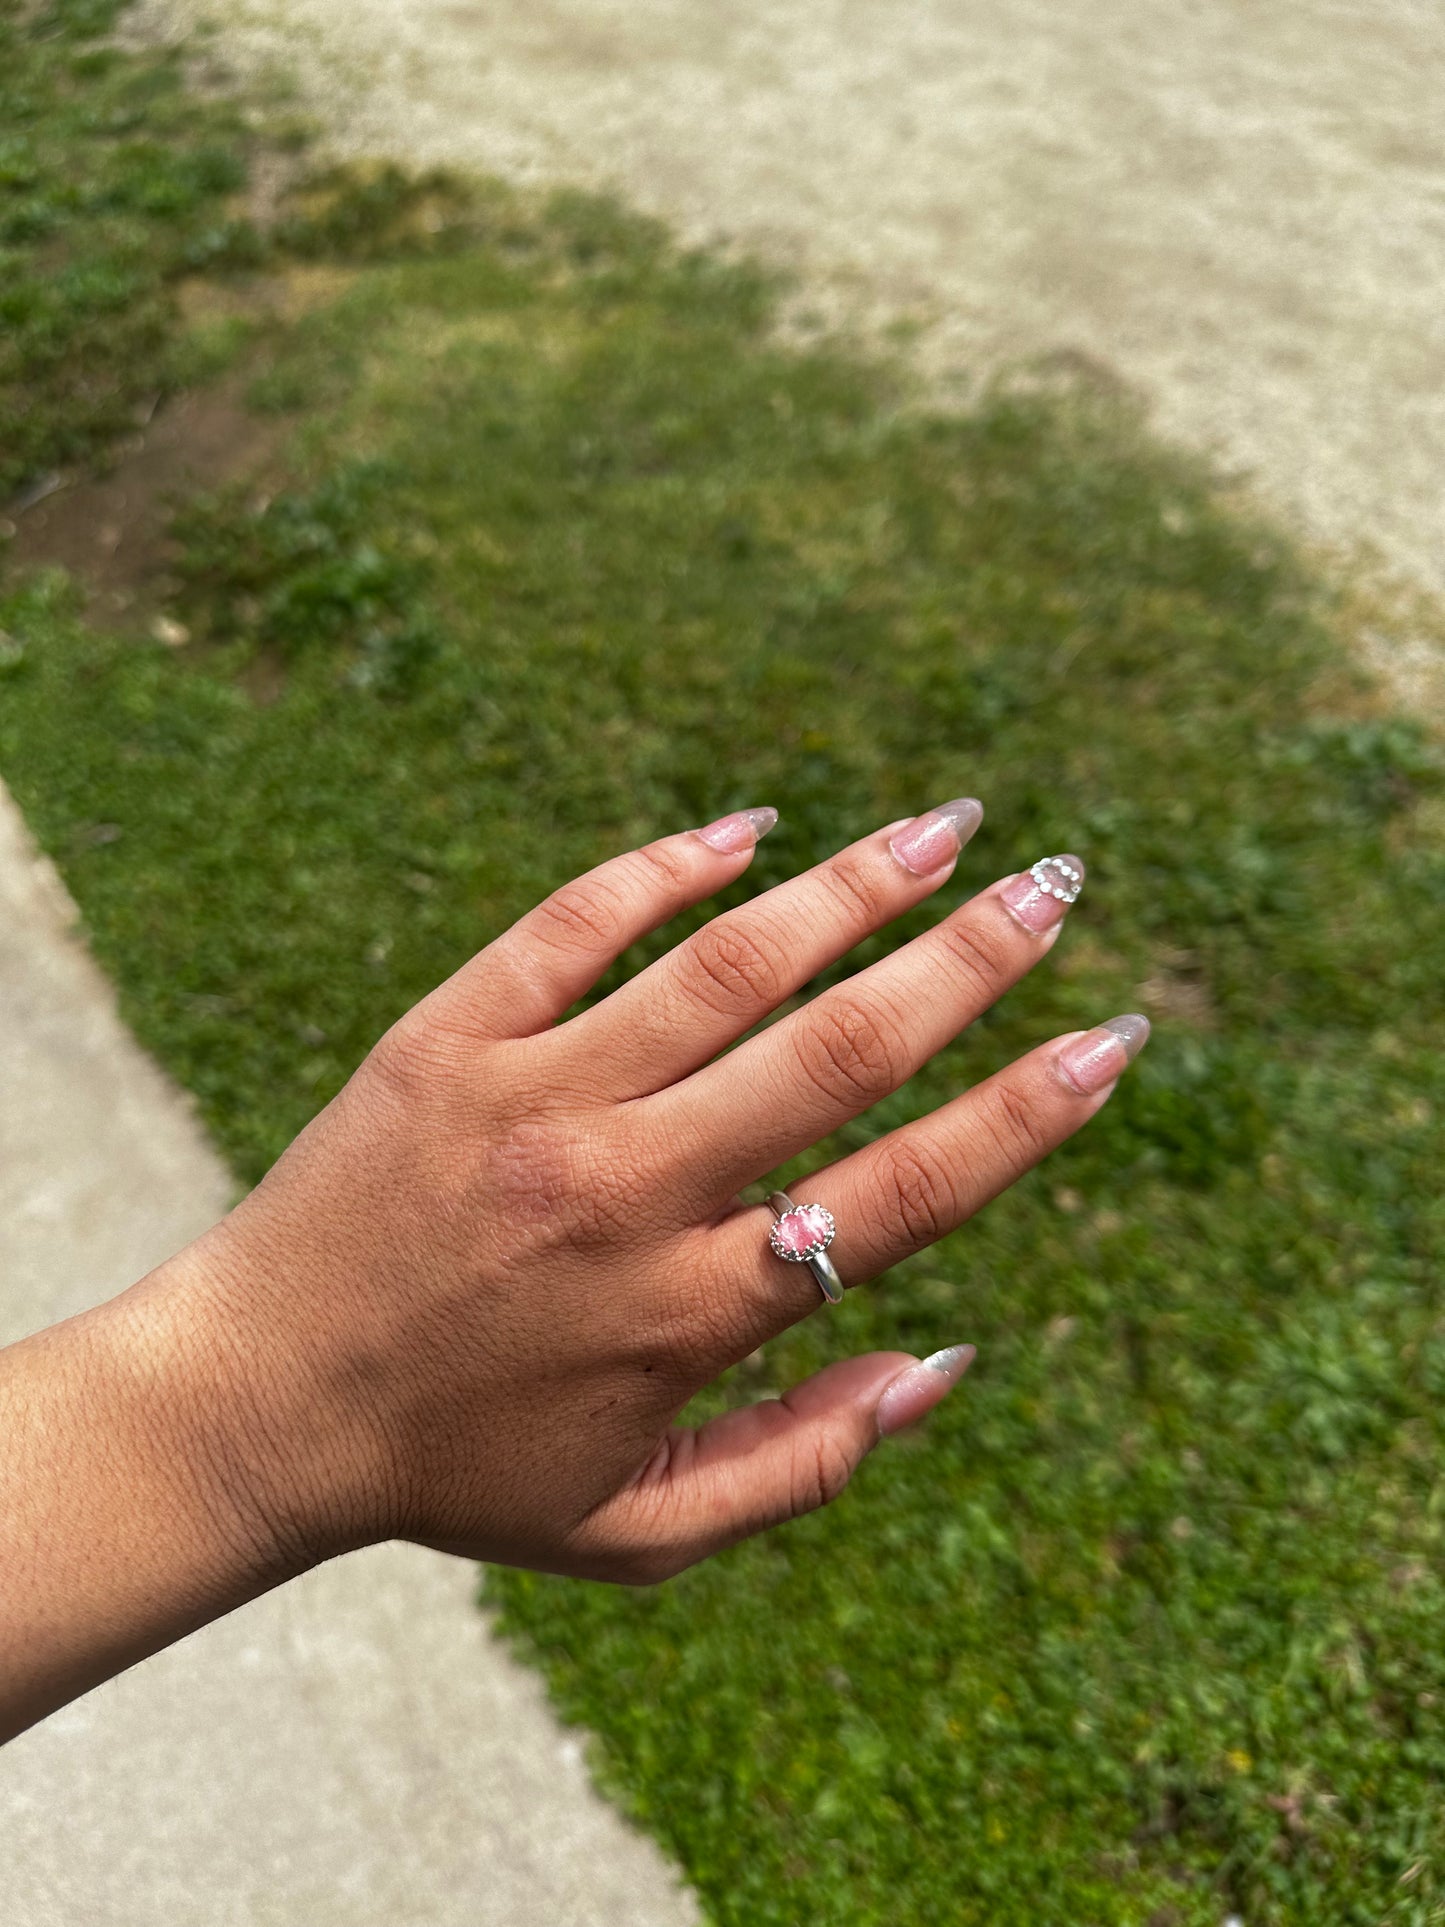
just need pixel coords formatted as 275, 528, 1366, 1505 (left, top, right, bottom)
5, 381, 281, 625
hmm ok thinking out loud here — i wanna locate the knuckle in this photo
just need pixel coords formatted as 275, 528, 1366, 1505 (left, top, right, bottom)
988, 1079, 1053, 1164
794, 996, 910, 1109
681, 917, 785, 1015
628, 839, 694, 899
791, 1431, 856, 1517
529, 876, 627, 954
566, 1180, 639, 1247
367, 1009, 471, 1101
819, 851, 891, 927
558, 1136, 650, 1246
485, 1115, 649, 1247
934, 913, 1013, 997
881, 1140, 956, 1246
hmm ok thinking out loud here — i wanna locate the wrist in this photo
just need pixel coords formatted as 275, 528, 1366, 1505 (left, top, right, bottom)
0, 1209, 400, 1740
134, 1220, 392, 1583
0, 1257, 330, 1739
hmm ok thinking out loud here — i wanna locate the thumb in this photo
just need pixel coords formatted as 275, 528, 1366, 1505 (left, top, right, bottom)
576, 1345, 975, 1584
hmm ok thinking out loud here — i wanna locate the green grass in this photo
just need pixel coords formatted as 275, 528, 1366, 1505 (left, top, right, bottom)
0, 0, 270, 497
4, 9, 1445, 1924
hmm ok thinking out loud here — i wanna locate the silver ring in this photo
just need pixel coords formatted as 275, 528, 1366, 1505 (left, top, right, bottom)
767, 1191, 844, 1304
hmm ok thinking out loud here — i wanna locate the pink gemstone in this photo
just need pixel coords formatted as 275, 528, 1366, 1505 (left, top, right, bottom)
771, 1203, 835, 1260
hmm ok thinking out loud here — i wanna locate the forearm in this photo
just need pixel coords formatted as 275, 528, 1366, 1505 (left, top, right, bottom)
0, 1255, 304, 1742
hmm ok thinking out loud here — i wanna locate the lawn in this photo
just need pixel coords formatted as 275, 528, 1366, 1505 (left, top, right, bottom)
3, 4, 1444, 1922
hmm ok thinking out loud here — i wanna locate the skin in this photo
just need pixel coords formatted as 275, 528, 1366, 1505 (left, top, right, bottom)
0, 802, 1147, 1743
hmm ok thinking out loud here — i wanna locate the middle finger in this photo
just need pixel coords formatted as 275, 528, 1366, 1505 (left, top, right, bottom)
649, 852, 1085, 1201
557, 799, 984, 1097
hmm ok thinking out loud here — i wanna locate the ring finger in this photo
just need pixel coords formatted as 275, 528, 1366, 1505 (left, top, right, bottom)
695, 1014, 1150, 1352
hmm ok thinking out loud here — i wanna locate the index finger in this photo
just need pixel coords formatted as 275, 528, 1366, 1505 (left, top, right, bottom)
557, 798, 984, 1098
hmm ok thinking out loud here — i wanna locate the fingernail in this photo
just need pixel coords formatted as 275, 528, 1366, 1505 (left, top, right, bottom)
876, 1343, 976, 1438
693, 806, 779, 853
1055, 1012, 1151, 1096
887, 798, 984, 877
999, 854, 1085, 933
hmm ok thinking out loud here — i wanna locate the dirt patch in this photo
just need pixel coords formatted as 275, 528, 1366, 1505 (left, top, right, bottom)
0, 239, 361, 628
2, 381, 285, 630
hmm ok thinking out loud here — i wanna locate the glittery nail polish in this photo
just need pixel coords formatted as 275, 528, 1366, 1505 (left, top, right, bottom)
887, 798, 984, 877
693, 807, 779, 853
999, 854, 1085, 934
1056, 1012, 1151, 1096
875, 1344, 976, 1437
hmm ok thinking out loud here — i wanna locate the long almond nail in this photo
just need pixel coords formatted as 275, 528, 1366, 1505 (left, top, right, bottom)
875, 1344, 976, 1437
888, 798, 984, 877
1056, 1012, 1151, 1096
999, 854, 1085, 934
693, 806, 779, 853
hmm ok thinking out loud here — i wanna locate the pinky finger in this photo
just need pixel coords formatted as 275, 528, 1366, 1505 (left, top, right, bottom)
571, 1347, 974, 1583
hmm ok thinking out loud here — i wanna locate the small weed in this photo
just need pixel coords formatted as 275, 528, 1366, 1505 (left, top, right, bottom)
173, 459, 440, 693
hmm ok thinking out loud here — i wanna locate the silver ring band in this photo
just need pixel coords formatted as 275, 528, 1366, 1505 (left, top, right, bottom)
767, 1191, 844, 1304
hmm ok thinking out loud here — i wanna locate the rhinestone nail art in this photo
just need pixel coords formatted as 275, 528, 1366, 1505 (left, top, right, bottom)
1029, 856, 1083, 904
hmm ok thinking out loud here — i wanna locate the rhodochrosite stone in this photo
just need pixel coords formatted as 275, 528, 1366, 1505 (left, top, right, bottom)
769, 1203, 835, 1261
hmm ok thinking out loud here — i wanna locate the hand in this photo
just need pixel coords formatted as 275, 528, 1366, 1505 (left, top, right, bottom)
174, 800, 1146, 1587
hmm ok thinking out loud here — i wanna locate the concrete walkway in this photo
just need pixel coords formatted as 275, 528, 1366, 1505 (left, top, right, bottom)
0, 779, 697, 1927
134, 0, 1445, 623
